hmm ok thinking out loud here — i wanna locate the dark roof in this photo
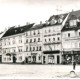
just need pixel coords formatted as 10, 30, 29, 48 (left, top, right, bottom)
3, 23, 34, 37
62, 10, 80, 32
48, 13, 68, 23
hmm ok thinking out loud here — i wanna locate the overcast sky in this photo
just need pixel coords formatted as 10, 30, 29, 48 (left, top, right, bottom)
0, 0, 80, 32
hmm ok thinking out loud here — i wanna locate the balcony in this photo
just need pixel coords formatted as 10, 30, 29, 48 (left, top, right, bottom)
44, 41, 61, 45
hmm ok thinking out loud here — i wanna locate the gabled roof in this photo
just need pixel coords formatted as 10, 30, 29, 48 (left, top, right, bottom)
62, 10, 80, 32
3, 23, 34, 37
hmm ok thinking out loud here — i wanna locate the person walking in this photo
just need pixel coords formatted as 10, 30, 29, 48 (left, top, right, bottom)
73, 60, 76, 70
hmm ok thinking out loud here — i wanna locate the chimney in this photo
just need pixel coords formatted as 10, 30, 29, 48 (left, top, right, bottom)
18, 25, 20, 27
45, 20, 48, 25
40, 21, 42, 25
26, 22, 30, 25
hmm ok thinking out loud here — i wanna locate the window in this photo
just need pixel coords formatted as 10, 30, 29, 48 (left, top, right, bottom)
53, 38, 55, 41
39, 46, 42, 51
30, 47, 31, 51
33, 47, 35, 51
33, 31, 35, 35
79, 43, 80, 47
49, 29, 51, 33
26, 39, 28, 43
45, 39, 46, 42
38, 38, 40, 42
30, 39, 32, 43
68, 33, 70, 37
34, 38, 36, 42
38, 30, 40, 34
79, 32, 80, 36
58, 37, 60, 40
26, 47, 28, 51
69, 20, 77, 27
45, 30, 47, 33
49, 38, 50, 42
36, 47, 38, 51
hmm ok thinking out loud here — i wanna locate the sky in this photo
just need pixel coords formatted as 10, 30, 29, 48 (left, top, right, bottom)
0, 0, 80, 32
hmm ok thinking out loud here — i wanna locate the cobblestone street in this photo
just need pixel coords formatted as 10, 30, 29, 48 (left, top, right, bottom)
0, 64, 80, 78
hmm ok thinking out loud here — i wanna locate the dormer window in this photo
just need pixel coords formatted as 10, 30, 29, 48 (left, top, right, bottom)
15, 30, 17, 33
58, 18, 63, 23
50, 19, 57, 25
21, 29, 23, 31
69, 20, 77, 27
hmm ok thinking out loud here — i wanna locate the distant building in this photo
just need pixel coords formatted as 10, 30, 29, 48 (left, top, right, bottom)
62, 10, 80, 64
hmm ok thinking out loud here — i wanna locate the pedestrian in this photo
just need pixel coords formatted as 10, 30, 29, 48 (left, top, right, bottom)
73, 60, 76, 70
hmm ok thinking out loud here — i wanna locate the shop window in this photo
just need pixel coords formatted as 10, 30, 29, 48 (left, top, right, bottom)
26, 39, 28, 43
4, 57, 6, 61
19, 56, 22, 61
39, 56, 41, 60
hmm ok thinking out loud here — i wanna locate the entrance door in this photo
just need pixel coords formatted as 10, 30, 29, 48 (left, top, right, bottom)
0, 55, 2, 63
57, 55, 60, 64
43, 56, 45, 64
32, 56, 36, 63
13, 56, 16, 63
25, 57, 28, 63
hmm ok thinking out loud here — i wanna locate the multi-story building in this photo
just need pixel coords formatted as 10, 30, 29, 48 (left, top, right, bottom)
2, 24, 34, 63
62, 10, 80, 64
24, 23, 43, 64
42, 13, 68, 64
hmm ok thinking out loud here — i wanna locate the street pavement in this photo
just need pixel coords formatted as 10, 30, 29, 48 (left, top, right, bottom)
0, 64, 80, 78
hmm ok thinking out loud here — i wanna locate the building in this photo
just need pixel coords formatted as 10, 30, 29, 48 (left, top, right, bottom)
62, 10, 80, 64
1, 24, 34, 63
24, 23, 44, 64
42, 13, 68, 64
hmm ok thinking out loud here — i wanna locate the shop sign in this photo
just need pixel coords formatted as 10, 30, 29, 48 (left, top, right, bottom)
31, 53, 37, 55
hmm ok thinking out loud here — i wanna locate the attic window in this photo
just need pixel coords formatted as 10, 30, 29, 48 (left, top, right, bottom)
21, 29, 23, 31
69, 20, 77, 27
15, 30, 17, 33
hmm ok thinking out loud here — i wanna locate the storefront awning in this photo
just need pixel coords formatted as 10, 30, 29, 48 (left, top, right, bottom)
63, 51, 80, 55
6, 53, 11, 56
43, 50, 60, 54
6, 53, 16, 56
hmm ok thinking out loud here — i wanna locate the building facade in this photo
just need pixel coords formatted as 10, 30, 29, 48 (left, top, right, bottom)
24, 23, 43, 64
62, 10, 80, 64
2, 24, 34, 63
42, 14, 68, 64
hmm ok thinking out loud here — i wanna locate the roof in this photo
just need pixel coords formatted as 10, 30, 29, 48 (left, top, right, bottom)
48, 13, 68, 24
3, 23, 34, 37
62, 10, 80, 32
